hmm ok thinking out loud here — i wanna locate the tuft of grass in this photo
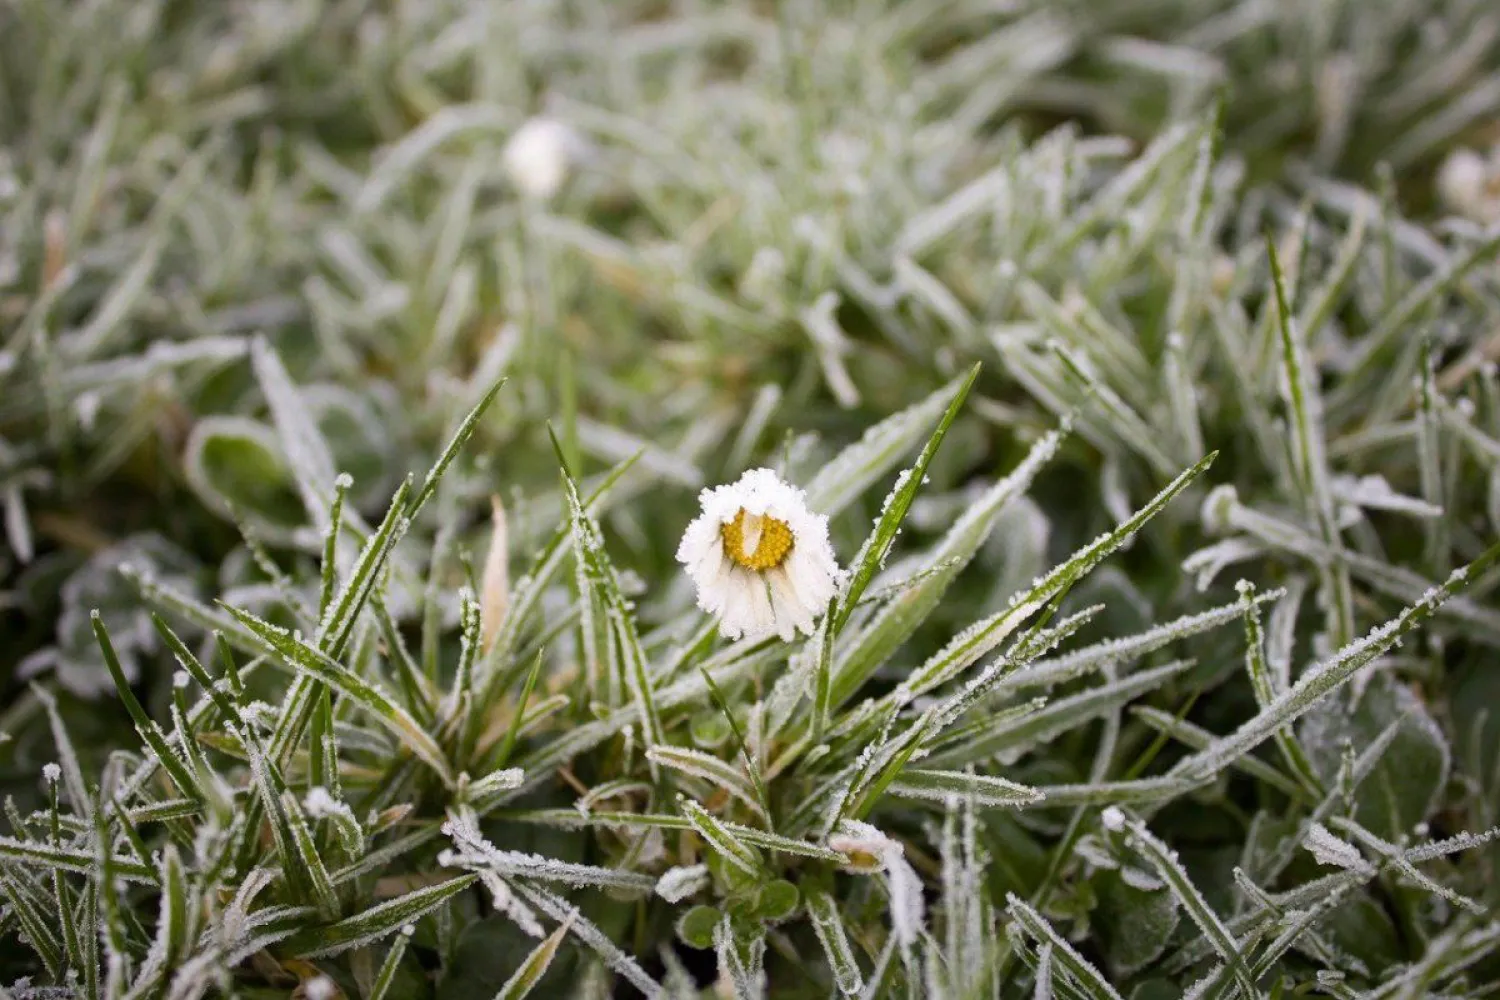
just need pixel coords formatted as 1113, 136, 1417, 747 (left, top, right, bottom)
3, 1, 1500, 997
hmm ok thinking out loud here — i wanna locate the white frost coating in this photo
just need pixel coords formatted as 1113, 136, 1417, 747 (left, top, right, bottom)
1332, 474, 1443, 518
478, 870, 545, 938
1034, 942, 1054, 1000
677, 468, 843, 641
1101, 806, 1126, 831
1303, 823, 1373, 874
466, 767, 526, 802
442, 812, 655, 892
172, 670, 190, 689
303, 786, 341, 818
42, 763, 61, 783
517, 881, 663, 998
502, 117, 586, 201
304, 977, 336, 1000
654, 864, 709, 903
1405, 827, 1500, 862
829, 819, 894, 873
884, 843, 926, 948
827, 820, 926, 947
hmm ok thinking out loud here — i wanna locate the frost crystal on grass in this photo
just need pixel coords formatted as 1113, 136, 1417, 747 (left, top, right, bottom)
654, 865, 708, 904
6, 3, 1500, 997
1101, 806, 1126, 832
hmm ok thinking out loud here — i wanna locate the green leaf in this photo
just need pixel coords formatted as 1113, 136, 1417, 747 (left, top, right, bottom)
679, 798, 764, 877
0, 836, 154, 883
1301, 674, 1450, 840
805, 371, 970, 516
928, 659, 1194, 769
286, 875, 477, 958
555, 432, 665, 758
1006, 895, 1124, 1000
367, 926, 417, 1000
1095, 870, 1180, 979
497, 919, 573, 1000
755, 880, 800, 921
834, 362, 981, 633
907, 452, 1218, 700
1269, 236, 1354, 648
410, 375, 507, 518
806, 887, 863, 996
647, 746, 766, 824
832, 419, 1064, 706
182, 416, 305, 540
888, 769, 1043, 808
92, 612, 203, 802
251, 337, 338, 530
1171, 541, 1500, 785
224, 603, 455, 786
678, 905, 720, 950
1124, 818, 1256, 998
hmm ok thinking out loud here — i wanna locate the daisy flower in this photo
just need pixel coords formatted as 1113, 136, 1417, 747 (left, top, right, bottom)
677, 468, 841, 641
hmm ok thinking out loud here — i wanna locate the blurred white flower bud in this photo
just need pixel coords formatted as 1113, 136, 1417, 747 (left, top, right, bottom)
1437, 146, 1500, 224
502, 117, 585, 201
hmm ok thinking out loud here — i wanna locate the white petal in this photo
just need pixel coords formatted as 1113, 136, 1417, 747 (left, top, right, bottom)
768, 568, 816, 637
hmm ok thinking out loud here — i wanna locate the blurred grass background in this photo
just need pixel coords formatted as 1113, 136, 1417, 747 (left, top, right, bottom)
4, 1, 1500, 994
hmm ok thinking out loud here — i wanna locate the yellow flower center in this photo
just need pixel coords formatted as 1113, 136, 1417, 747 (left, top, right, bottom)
721, 509, 793, 571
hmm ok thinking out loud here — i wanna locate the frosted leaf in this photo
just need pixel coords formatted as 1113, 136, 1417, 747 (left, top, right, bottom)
250, 338, 337, 531
654, 864, 709, 903
442, 810, 654, 892
478, 871, 545, 938
1182, 537, 1265, 592
1405, 827, 1500, 863
515, 882, 662, 997
1303, 823, 1373, 874
1199, 484, 1240, 535
1332, 474, 1443, 518
885, 845, 926, 948
714, 913, 765, 1000
1120, 866, 1164, 892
